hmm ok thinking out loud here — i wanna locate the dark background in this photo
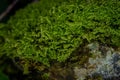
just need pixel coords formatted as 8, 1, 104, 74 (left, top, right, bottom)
0, 0, 37, 22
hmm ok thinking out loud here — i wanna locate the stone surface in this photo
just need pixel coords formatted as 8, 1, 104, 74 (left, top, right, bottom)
74, 42, 120, 80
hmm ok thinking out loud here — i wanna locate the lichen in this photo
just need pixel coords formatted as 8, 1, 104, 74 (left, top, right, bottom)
74, 42, 120, 80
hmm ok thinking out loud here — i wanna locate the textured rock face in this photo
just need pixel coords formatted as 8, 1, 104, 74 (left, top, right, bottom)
74, 42, 120, 80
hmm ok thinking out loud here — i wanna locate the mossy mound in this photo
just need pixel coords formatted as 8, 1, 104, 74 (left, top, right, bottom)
1, 0, 120, 67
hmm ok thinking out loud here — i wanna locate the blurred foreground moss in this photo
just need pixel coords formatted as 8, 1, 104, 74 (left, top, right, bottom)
0, 71, 9, 80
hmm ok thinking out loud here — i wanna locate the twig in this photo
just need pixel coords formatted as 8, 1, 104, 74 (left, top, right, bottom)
0, 0, 18, 21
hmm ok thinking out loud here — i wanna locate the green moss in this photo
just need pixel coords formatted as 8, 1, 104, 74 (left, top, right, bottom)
1, 0, 120, 67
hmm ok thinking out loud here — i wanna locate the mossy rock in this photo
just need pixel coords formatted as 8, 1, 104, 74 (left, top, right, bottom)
1, 0, 120, 67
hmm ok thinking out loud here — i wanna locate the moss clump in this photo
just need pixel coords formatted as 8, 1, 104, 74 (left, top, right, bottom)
1, 0, 120, 67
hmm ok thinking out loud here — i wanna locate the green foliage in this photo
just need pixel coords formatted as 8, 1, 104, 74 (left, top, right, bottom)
1, 0, 120, 67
